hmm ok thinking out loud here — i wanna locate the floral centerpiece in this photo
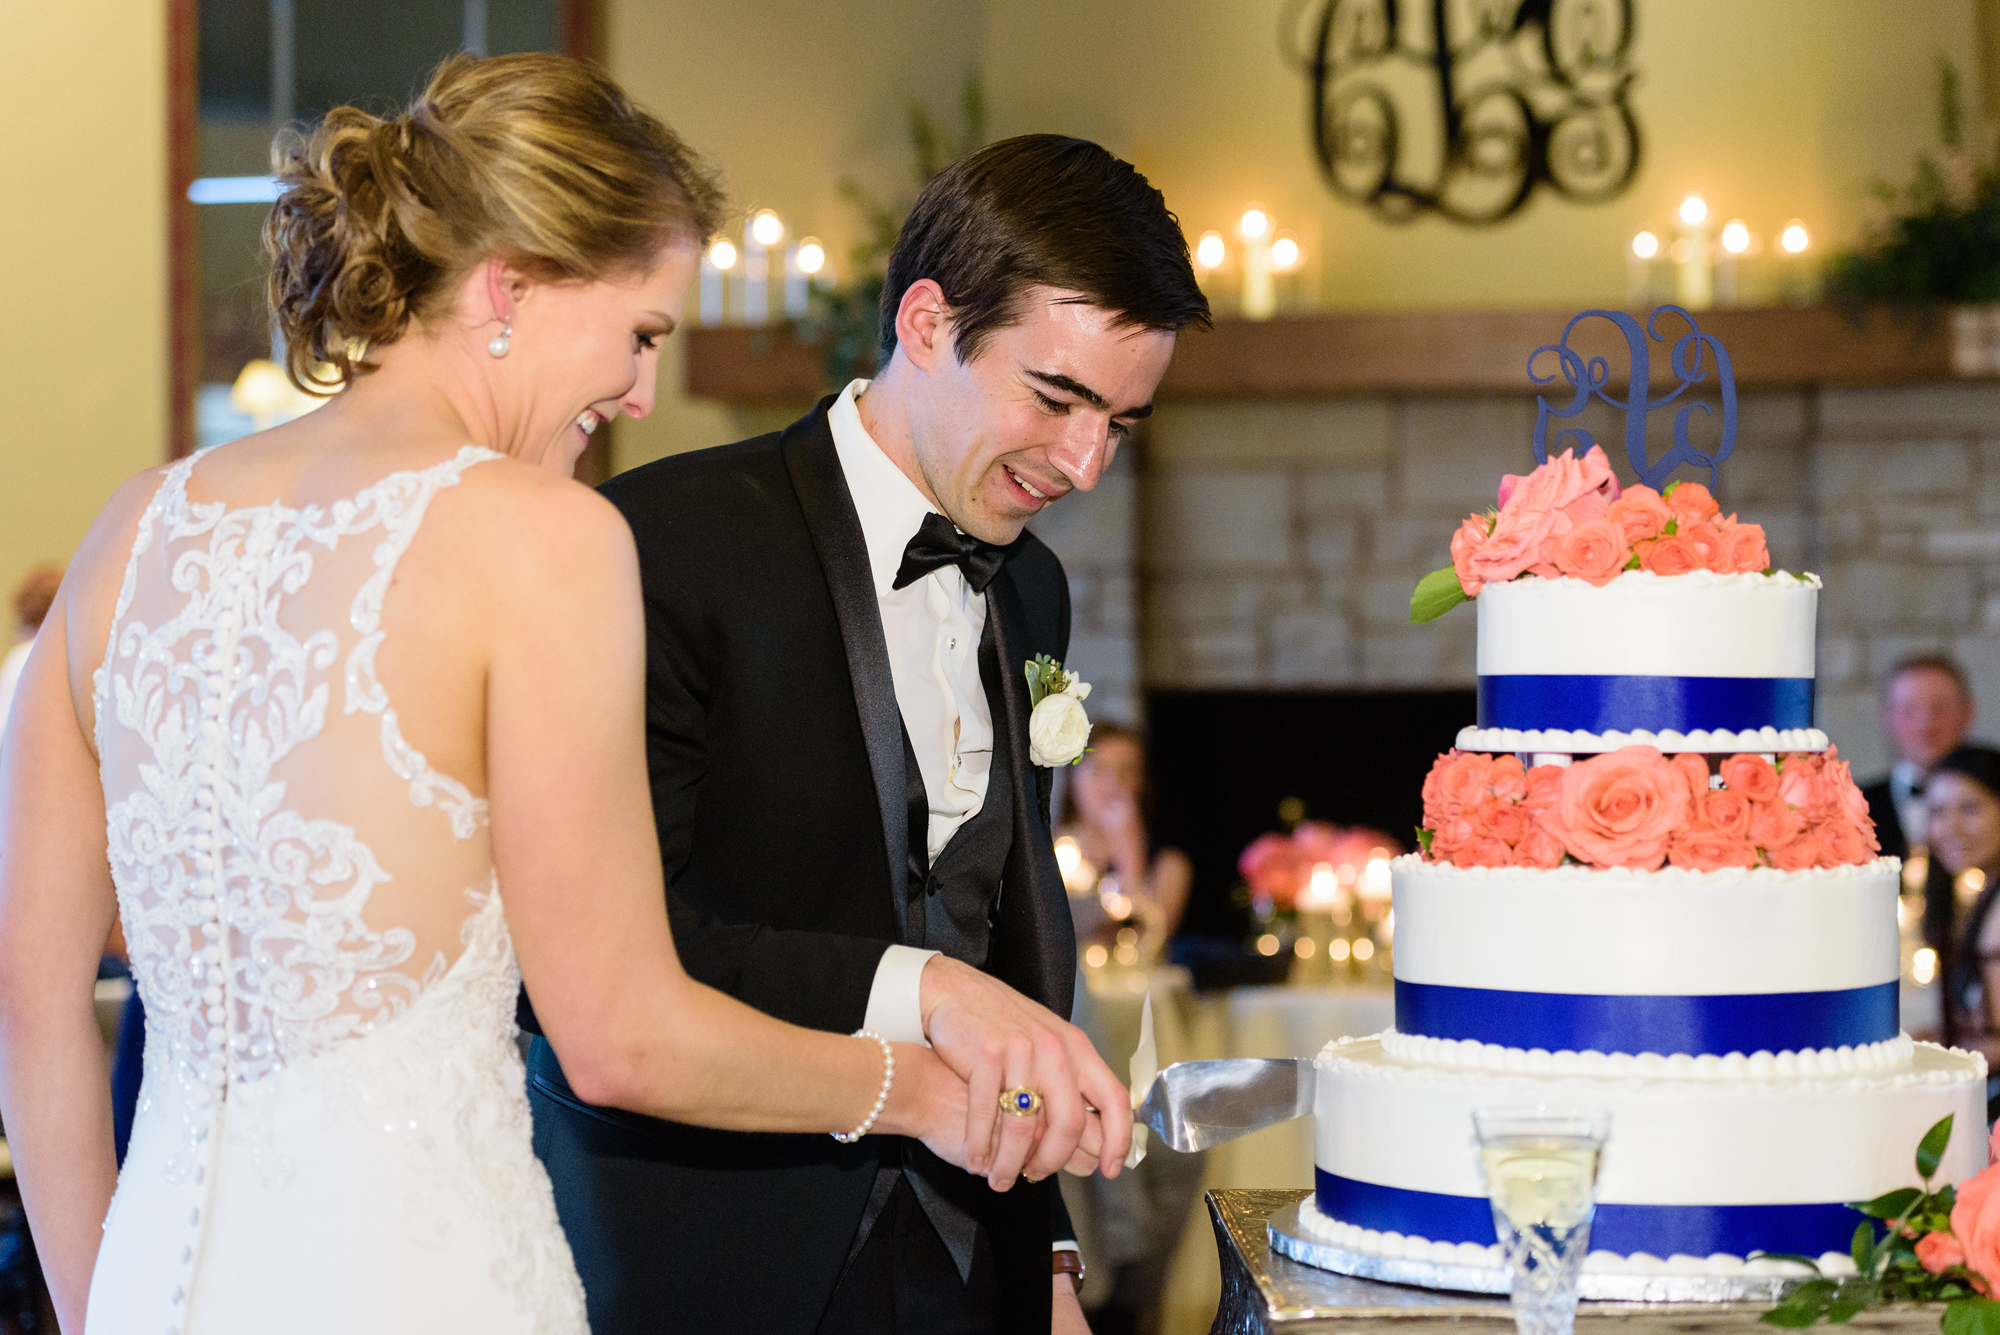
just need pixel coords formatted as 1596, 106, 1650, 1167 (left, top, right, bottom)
1417, 746, 1880, 873
1240, 822, 1400, 912
1761, 1116, 2000, 1333
1410, 444, 1776, 623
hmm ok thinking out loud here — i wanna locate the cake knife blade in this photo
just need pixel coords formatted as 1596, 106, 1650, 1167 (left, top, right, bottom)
1132, 1058, 1313, 1153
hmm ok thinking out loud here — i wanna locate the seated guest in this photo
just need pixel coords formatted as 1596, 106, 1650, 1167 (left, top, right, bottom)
0, 564, 62, 738
1924, 746, 2000, 1053
1056, 722, 1202, 1334
1057, 721, 1193, 951
1865, 654, 1977, 861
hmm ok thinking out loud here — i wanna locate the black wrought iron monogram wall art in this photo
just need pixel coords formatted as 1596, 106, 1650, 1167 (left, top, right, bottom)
1282, 0, 1642, 225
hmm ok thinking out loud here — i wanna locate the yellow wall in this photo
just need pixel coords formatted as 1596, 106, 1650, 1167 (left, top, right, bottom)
0, 0, 168, 620
606, 0, 1985, 468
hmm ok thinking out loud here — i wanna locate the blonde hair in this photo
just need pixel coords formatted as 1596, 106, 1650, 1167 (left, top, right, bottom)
265, 52, 724, 391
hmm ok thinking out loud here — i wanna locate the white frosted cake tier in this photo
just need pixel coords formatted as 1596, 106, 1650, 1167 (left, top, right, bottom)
1475, 570, 1819, 741
1390, 855, 1901, 1058
1454, 724, 1830, 755
1312, 1034, 1986, 1267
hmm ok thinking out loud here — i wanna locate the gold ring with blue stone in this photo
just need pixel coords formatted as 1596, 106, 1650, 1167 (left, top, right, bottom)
1000, 1086, 1043, 1117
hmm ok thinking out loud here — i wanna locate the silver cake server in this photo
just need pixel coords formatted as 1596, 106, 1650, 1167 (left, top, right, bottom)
1133, 1058, 1313, 1153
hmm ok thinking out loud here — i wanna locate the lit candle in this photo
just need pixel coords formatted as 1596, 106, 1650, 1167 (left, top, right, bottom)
1239, 206, 1275, 320
702, 238, 737, 326
745, 210, 784, 326
1778, 219, 1812, 307
1627, 230, 1658, 305
1717, 219, 1750, 306
1673, 193, 1713, 310
787, 237, 826, 319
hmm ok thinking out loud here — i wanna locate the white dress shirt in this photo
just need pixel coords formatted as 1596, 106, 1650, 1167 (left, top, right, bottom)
832, 380, 993, 1045
1892, 759, 1929, 851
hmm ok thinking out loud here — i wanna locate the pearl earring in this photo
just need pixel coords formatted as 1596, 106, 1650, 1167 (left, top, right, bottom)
487, 320, 512, 358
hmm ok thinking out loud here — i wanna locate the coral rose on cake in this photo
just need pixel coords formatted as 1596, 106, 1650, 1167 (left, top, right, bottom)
1748, 797, 1805, 850
1665, 481, 1721, 524
1766, 829, 1826, 872
1552, 519, 1629, 586
1820, 816, 1874, 866
1474, 799, 1531, 844
1605, 484, 1672, 545
1487, 753, 1529, 801
1509, 825, 1567, 868
1677, 519, 1727, 570
1670, 752, 1712, 803
1423, 750, 1498, 816
1694, 788, 1755, 838
1542, 746, 1690, 870
1720, 754, 1781, 803
1450, 513, 1495, 596
1718, 519, 1771, 573
1637, 532, 1701, 576
1778, 753, 1843, 824
1668, 827, 1760, 872
1520, 764, 1567, 814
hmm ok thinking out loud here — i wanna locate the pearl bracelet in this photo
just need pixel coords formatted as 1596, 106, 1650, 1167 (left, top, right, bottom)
832, 1030, 895, 1143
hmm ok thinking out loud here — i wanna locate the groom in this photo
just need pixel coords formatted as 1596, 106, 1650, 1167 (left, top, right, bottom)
527, 135, 1209, 1334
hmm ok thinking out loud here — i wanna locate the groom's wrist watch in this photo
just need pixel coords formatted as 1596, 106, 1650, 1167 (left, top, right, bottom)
1052, 1249, 1085, 1293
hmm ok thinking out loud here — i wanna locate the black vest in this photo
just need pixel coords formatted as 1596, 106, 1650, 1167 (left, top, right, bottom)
869, 602, 1017, 1283
899, 611, 1015, 965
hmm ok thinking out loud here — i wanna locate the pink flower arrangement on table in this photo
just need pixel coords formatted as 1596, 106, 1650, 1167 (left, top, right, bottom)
1239, 821, 1401, 908
1417, 744, 1880, 873
1411, 445, 1774, 621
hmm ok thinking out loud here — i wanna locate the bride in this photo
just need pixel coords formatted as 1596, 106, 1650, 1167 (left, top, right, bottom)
0, 53, 1122, 1334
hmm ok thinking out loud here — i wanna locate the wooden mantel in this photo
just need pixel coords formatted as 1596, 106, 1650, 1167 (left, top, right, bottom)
684, 305, 1969, 403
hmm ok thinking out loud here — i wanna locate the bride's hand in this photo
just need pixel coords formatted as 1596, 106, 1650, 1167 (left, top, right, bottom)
874, 1043, 974, 1169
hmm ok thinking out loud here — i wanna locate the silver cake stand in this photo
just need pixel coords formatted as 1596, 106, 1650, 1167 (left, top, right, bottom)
1266, 1200, 1801, 1304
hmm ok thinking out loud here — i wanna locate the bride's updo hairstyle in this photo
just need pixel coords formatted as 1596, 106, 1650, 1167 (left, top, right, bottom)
266, 52, 723, 391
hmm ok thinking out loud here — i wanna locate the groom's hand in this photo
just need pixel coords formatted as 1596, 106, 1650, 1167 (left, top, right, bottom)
919, 956, 1133, 1191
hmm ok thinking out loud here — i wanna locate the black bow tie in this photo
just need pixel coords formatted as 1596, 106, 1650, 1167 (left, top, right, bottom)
893, 512, 1007, 594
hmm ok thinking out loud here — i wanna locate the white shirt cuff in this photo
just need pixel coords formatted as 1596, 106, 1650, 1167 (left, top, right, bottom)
1053, 1241, 1080, 1253
862, 945, 939, 1046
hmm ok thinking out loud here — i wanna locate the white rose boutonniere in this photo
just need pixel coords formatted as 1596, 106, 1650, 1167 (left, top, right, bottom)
1024, 653, 1092, 767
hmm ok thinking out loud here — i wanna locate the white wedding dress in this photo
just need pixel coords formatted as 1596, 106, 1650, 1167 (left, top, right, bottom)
84, 447, 588, 1334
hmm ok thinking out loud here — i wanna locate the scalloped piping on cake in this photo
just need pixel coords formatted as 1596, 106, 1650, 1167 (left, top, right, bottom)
1455, 725, 1830, 754
1483, 569, 1824, 593
1312, 1033, 1989, 1092
1390, 851, 1901, 886
1377, 1029, 1916, 1080
1292, 1194, 1855, 1278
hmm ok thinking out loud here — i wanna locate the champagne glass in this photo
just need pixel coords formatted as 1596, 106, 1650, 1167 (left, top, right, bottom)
1472, 1107, 1611, 1335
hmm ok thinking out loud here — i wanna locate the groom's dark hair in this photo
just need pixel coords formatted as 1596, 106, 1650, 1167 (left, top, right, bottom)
879, 134, 1210, 364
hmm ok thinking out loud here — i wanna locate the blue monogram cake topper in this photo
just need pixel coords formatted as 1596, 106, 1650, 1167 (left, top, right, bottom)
1528, 305, 1737, 492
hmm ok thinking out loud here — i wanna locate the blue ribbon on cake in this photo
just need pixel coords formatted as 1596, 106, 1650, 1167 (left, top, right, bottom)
1316, 1170, 1861, 1260
1395, 980, 1898, 1057
1477, 674, 1814, 735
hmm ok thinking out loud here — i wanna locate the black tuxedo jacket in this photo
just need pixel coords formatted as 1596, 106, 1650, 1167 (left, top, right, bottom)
1862, 777, 1910, 863
525, 400, 1077, 1334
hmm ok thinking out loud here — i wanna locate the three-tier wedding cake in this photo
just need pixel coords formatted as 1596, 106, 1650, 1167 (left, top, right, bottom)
1290, 440, 1987, 1286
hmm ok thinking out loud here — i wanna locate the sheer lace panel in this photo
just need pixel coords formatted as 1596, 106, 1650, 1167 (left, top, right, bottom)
92, 446, 503, 1118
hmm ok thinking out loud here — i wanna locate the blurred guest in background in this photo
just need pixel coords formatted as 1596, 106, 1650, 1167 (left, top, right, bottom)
1056, 722, 1202, 1335
0, 565, 62, 737
1057, 721, 1192, 955
1866, 654, 1977, 862
1923, 746, 2000, 1053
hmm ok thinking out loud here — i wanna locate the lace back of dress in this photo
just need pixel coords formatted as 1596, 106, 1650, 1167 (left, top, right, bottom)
94, 447, 502, 1113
